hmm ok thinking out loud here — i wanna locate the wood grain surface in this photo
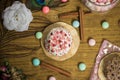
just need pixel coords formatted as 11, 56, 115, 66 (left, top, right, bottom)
0, 0, 120, 80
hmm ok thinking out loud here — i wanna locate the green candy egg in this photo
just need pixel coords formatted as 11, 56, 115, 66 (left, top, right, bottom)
102, 21, 109, 29
78, 63, 86, 71
35, 32, 42, 39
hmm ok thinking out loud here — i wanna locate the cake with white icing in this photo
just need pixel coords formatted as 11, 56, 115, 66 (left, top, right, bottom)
41, 22, 80, 61
45, 27, 72, 56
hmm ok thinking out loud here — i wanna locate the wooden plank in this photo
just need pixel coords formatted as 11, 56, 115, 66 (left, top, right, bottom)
0, 0, 120, 80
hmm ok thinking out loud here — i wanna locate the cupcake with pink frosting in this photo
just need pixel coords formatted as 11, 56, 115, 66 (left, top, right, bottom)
45, 27, 72, 56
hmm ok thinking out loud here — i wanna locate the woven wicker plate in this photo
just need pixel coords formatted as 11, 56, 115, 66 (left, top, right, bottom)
41, 22, 80, 61
98, 52, 120, 80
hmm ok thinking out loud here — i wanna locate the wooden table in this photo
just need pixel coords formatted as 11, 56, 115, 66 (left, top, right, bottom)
0, 0, 120, 80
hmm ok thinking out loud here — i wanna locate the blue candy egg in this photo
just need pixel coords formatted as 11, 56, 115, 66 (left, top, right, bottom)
32, 58, 40, 66
72, 20, 80, 28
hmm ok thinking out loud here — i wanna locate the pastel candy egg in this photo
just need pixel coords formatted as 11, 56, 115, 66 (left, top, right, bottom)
42, 6, 50, 14
78, 63, 86, 71
61, 0, 68, 2
72, 20, 80, 28
32, 58, 40, 66
49, 76, 56, 80
35, 32, 42, 39
88, 39, 96, 46
102, 21, 109, 29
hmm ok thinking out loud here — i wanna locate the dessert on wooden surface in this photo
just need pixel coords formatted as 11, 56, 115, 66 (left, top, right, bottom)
45, 27, 72, 56
41, 22, 80, 61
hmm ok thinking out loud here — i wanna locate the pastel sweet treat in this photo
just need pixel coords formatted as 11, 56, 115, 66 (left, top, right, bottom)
61, 0, 68, 2
72, 20, 80, 28
88, 38, 96, 46
102, 21, 109, 29
78, 63, 86, 71
45, 27, 72, 56
32, 58, 40, 66
42, 6, 50, 14
35, 32, 43, 39
41, 22, 80, 61
98, 53, 120, 80
48, 76, 56, 80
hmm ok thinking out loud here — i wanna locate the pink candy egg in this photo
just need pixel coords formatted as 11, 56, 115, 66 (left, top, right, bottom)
61, 0, 68, 2
49, 76, 56, 80
42, 6, 50, 14
88, 39, 96, 46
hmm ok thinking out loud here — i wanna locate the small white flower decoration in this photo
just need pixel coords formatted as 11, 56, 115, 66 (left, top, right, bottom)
103, 48, 108, 54
2, 1, 33, 32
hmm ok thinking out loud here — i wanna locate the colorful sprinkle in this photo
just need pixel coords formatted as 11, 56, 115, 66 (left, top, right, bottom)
102, 21, 109, 29
88, 38, 96, 46
72, 20, 80, 28
32, 58, 40, 66
78, 63, 86, 71
35, 32, 42, 39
